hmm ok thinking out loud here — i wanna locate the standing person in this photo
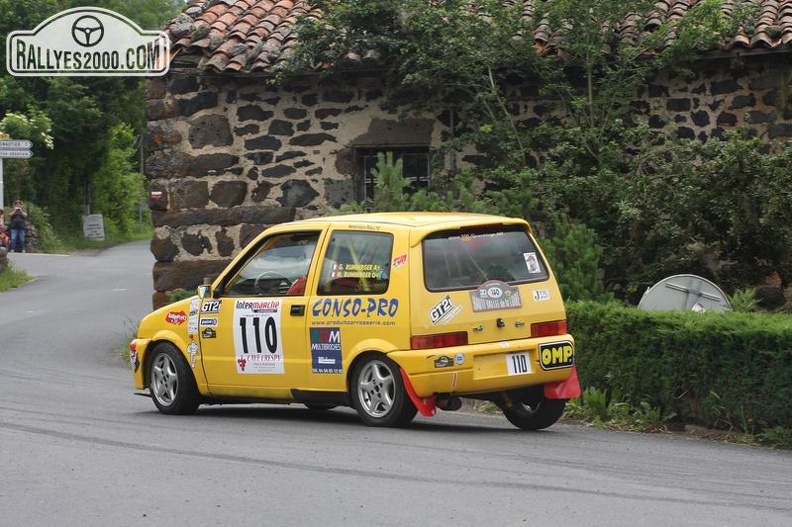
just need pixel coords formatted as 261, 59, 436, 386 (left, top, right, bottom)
9, 199, 28, 253
0, 209, 8, 249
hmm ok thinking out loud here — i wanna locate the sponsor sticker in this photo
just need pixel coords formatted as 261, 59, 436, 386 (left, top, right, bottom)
470, 280, 522, 312
201, 327, 217, 339
165, 311, 187, 325
234, 300, 284, 374
533, 289, 550, 301
434, 356, 454, 368
538, 341, 574, 370
200, 317, 218, 327
310, 327, 342, 373
392, 253, 407, 270
202, 300, 221, 314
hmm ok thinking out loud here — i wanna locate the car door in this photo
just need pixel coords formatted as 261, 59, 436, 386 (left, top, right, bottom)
198, 231, 322, 399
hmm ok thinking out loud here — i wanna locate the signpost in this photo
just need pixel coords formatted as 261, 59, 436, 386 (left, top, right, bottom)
0, 137, 34, 213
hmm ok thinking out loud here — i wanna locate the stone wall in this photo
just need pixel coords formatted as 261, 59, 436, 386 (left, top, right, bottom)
146, 54, 792, 308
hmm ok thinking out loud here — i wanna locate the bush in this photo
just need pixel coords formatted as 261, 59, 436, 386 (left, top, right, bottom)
568, 301, 792, 432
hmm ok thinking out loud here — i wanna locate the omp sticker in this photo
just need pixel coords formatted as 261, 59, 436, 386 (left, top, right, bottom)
202, 300, 221, 314
310, 327, 342, 374
187, 297, 200, 336
165, 311, 186, 325
234, 300, 284, 374
470, 280, 522, 312
539, 341, 574, 370
533, 289, 550, 301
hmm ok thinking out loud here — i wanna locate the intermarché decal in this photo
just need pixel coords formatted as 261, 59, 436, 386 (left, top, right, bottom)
311, 297, 399, 319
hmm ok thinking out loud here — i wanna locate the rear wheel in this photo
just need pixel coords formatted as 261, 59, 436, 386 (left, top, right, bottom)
351, 355, 417, 427
148, 342, 200, 415
498, 387, 566, 430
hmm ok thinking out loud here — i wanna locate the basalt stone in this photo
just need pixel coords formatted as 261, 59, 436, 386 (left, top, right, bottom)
717, 112, 738, 126
306, 167, 322, 177
245, 135, 282, 150
269, 119, 294, 136
692, 110, 711, 127
365, 89, 384, 101
146, 122, 182, 151
290, 133, 336, 147
676, 127, 695, 140
252, 180, 274, 202
746, 110, 775, 124
666, 98, 691, 112
238, 105, 274, 121
147, 149, 191, 179
334, 147, 355, 174
768, 122, 792, 138
155, 206, 295, 228
215, 228, 235, 257
146, 78, 166, 99
315, 108, 341, 119
245, 166, 260, 180
324, 178, 354, 208
171, 180, 209, 210
146, 99, 180, 121
294, 159, 313, 168
235, 124, 260, 135
153, 260, 230, 293
187, 153, 239, 176
296, 120, 311, 132
711, 79, 741, 96
762, 89, 780, 106
188, 115, 233, 148
730, 94, 756, 109
648, 84, 668, 97
323, 90, 355, 103
755, 286, 786, 309
152, 291, 172, 310
182, 232, 213, 256
284, 108, 308, 120
226, 90, 237, 104
321, 122, 339, 130
648, 115, 666, 128
244, 152, 274, 164
151, 235, 179, 261
275, 151, 307, 162
344, 105, 364, 113
210, 180, 248, 208
240, 224, 267, 247
277, 180, 319, 208
301, 93, 318, 106
180, 91, 218, 117
262, 164, 296, 179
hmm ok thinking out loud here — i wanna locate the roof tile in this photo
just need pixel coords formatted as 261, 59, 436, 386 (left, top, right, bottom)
168, 0, 792, 73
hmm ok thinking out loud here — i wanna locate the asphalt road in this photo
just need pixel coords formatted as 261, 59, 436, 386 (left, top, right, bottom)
1, 242, 790, 527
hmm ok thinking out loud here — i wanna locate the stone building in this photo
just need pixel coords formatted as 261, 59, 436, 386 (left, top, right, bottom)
145, 0, 792, 307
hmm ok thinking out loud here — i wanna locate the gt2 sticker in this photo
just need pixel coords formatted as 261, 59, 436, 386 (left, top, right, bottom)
470, 280, 522, 312
233, 300, 284, 374
429, 295, 461, 325
539, 341, 574, 370
310, 327, 342, 374
202, 300, 221, 314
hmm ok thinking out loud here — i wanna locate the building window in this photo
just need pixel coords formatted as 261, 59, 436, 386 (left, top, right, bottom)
356, 147, 431, 201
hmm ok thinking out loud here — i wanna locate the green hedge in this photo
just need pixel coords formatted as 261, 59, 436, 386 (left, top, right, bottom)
567, 301, 792, 431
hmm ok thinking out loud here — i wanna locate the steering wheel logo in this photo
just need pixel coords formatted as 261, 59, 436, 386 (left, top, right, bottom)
71, 15, 105, 47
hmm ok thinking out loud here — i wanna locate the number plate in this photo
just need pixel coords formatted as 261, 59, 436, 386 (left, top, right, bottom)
506, 351, 531, 375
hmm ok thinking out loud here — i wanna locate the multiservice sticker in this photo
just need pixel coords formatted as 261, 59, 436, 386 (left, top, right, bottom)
470, 280, 522, 312
310, 327, 342, 374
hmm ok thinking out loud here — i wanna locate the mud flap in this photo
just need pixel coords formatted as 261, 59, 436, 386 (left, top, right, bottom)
543, 364, 581, 399
400, 369, 437, 416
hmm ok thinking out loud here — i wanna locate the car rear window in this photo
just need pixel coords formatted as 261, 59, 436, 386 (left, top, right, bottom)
423, 226, 549, 291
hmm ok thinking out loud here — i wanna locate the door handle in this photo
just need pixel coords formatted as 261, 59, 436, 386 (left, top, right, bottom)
290, 305, 305, 316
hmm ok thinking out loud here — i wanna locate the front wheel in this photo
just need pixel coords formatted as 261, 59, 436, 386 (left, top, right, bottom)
350, 355, 417, 427
148, 342, 200, 415
498, 387, 566, 430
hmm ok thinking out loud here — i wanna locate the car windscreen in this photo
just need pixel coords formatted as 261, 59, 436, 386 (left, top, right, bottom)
422, 226, 549, 291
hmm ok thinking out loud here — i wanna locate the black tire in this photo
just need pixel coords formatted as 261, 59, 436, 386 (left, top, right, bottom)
148, 342, 200, 415
350, 354, 417, 427
498, 387, 566, 430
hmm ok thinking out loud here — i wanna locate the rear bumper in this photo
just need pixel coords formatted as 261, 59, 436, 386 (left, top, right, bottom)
389, 335, 576, 398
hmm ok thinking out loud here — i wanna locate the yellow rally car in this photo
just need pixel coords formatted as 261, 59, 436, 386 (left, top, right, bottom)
130, 212, 580, 429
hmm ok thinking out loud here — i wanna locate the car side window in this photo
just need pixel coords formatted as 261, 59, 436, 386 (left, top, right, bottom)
224, 232, 320, 297
318, 231, 393, 295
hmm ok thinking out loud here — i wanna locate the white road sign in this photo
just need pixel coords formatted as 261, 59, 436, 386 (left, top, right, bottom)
0, 139, 33, 149
0, 150, 33, 158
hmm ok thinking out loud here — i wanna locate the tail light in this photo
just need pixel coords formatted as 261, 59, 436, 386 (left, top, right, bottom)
411, 331, 468, 350
531, 320, 567, 338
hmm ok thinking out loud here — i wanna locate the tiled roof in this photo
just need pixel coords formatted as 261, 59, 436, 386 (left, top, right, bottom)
167, 0, 792, 73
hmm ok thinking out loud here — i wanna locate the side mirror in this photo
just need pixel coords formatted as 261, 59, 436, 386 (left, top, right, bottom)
196, 285, 211, 299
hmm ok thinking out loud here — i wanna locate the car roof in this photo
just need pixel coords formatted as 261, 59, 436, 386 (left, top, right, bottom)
291, 212, 529, 230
